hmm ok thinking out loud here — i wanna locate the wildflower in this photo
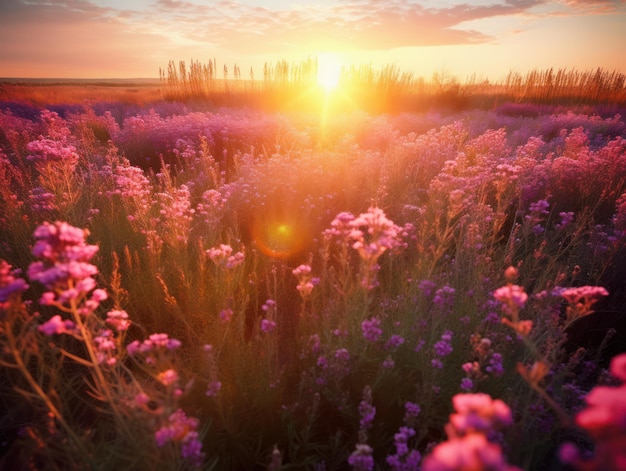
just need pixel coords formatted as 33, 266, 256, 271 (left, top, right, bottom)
382, 356, 395, 369
105, 309, 131, 331
361, 317, 383, 342
422, 434, 521, 471
0, 260, 29, 313
434, 330, 454, 357
418, 279, 437, 297
493, 284, 528, 315
486, 353, 505, 376
126, 333, 181, 360
205, 380, 222, 397
38, 314, 75, 336
219, 308, 233, 322
206, 243, 245, 268
610, 353, 626, 381
93, 329, 117, 365
157, 369, 179, 386
358, 386, 376, 434
386, 426, 421, 470
556, 211, 575, 230
292, 264, 320, 299
449, 393, 513, 436
335, 348, 350, 362
404, 402, 421, 422
155, 409, 204, 467
559, 353, 626, 470
560, 285, 609, 321
27, 222, 101, 311
348, 444, 375, 471
386, 334, 405, 351
433, 285, 456, 311
260, 318, 276, 333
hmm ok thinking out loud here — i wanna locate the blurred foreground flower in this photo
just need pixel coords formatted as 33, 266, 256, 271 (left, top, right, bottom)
423, 393, 520, 471
560, 353, 626, 471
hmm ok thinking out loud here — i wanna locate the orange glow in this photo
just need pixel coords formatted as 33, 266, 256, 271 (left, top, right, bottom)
251, 216, 309, 260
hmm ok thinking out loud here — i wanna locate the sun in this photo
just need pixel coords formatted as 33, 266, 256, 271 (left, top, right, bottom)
317, 53, 342, 91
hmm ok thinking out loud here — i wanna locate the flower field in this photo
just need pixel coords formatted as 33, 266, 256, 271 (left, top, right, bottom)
1, 89, 626, 470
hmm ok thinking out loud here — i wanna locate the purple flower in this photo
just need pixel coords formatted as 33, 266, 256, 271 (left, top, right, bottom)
460, 378, 474, 391
0, 260, 29, 310
361, 317, 383, 342
386, 334, 405, 351
38, 314, 75, 336
433, 330, 453, 359
348, 444, 374, 471
155, 409, 204, 466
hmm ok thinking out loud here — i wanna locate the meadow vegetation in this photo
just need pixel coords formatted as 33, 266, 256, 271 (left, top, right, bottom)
1, 61, 626, 470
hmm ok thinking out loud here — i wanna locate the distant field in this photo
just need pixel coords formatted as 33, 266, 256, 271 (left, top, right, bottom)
0, 78, 162, 106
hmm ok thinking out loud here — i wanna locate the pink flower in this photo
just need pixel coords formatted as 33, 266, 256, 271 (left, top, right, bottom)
449, 393, 512, 436
422, 434, 521, 471
154, 409, 204, 466
157, 369, 179, 386
0, 260, 29, 310
106, 310, 131, 331
610, 353, 626, 381
493, 285, 528, 314
260, 318, 276, 333
576, 384, 626, 439
38, 315, 75, 336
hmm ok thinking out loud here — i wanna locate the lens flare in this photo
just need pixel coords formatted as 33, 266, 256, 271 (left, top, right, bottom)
251, 216, 309, 260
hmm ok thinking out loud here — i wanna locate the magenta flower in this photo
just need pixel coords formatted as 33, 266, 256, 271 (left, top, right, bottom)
493, 285, 528, 314
422, 434, 521, 471
610, 353, 626, 381
260, 318, 276, 333
449, 393, 512, 436
105, 310, 131, 331
361, 317, 383, 342
38, 314, 75, 336
154, 409, 204, 467
206, 244, 245, 268
27, 222, 101, 310
0, 260, 29, 311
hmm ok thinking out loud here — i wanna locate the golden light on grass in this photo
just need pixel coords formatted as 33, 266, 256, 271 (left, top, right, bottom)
317, 53, 342, 92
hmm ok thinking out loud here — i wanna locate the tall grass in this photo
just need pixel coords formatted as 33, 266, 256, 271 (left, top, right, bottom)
1, 90, 626, 469
159, 58, 626, 112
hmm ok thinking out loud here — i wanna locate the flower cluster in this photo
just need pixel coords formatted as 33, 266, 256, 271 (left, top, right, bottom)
325, 207, 404, 290
260, 299, 277, 333
422, 393, 519, 471
206, 243, 245, 269
349, 386, 376, 471
155, 409, 205, 467
560, 353, 626, 470
386, 426, 421, 470
559, 285, 609, 322
127, 333, 182, 362
27, 221, 104, 310
292, 264, 320, 300
493, 268, 532, 337
431, 330, 453, 369
361, 316, 383, 342
0, 260, 29, 314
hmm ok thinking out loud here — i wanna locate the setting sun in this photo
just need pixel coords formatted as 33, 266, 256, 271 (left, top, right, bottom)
317, 54, 342, 91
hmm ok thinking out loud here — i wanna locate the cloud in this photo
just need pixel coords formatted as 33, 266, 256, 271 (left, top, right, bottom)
136, 0, 552, 53
0, 0, 624, 77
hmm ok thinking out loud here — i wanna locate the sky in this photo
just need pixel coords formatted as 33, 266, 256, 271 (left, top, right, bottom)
0, 0, 625, 81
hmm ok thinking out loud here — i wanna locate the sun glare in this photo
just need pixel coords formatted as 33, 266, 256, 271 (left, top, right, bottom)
317, 54, 342, 91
